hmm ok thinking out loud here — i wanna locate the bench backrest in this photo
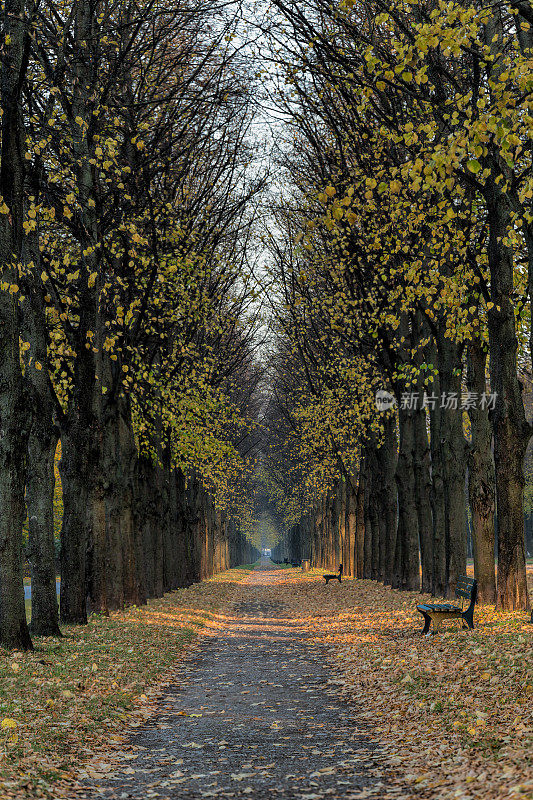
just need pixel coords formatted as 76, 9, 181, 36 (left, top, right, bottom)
455, 575, 477, 604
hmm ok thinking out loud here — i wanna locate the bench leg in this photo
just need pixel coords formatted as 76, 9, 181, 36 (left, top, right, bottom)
418, 610, 432, 635
324, 577, 330, 585
462, 608, 474, 630
432, 618, 443, 634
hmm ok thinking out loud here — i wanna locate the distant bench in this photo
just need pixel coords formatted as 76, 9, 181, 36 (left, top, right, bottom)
416, 575, 477, 635
324, 564, 343, 585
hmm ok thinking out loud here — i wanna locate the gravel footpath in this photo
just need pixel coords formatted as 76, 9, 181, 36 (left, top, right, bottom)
81, 561, 382, 800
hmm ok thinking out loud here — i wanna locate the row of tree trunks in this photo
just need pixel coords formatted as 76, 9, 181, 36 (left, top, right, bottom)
274, 444, 397, 582
20, 394, 259, 640
62, 435, 258, 626
274, 365, 523, 610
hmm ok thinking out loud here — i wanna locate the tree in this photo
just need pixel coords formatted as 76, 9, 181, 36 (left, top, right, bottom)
0, 0, 34, 650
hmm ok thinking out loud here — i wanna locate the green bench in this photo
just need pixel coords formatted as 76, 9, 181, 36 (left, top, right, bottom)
416, 576, 477, 635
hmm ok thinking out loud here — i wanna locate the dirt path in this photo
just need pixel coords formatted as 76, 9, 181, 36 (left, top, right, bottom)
81, 561, 382, 799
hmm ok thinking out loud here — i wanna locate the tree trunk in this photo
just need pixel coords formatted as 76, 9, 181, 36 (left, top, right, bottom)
61, 0, 104, 625
333, 481, 341, 567
370, 489, 381, 580
363, 455, 373, 579
167, 466, 180, 589
525, 514, 533, 558
413, 313, 433, 593
438, 334, 467, 596
27, 427, 61, 636
486, 194, 531, 610
160, 452, 173, 592
174, 468, 190, 586
338, 480, 346, 572
395, 406, 420, 591
380, 415, 398, 586
414, 406, 433, 593
368, 452, 381, 580
428, 375, 446, 596
86, 476, 108, 615
117, 402, 140, 605
493, 417, 529, 609
344, 478, 356, 577
22, 228, 61, 637
467, 337, 496, 605
355, 463, 366, 578
133, 461, 147, 606
0, 0, 33, 650
60, 426, 95, 624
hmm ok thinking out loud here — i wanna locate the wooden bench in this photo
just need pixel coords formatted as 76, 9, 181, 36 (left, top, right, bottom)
324, 564, 343, 585
416, 575, 477, 635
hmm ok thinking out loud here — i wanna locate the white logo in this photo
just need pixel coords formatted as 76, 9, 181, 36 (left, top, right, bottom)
375, 390, 396, 411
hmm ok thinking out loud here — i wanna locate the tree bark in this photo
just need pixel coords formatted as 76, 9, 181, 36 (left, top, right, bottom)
467, 337, 496, 605
355, 462, 366, 578
0, 0, 33, 650
22, 230, 61, 637
395, 406, 420, 591
60, 0, 103, 625
428, 370, 446, 596
438, 334, 467, 596
27, 426, 61, 636
482, 0, 530, 613
344, 477, 357, 577
414, 406, 433, 593
368, 453, 381, 580
363, 454, 373, 579
380, 415, 398, 586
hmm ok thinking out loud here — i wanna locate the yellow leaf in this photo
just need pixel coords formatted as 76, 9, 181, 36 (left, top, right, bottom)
1, 719, 17, 729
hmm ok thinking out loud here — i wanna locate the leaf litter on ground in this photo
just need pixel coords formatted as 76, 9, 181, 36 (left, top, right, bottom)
0, 565, 255, 799
255, 566, 533, 800
4, 562, 532, 800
